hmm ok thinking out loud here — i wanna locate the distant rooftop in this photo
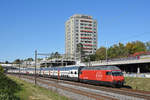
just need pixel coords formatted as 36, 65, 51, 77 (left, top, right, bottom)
71, 14, 93, 19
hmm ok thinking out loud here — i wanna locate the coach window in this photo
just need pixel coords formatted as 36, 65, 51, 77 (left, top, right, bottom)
71, 71, 73, 74
75, 71, 77, 74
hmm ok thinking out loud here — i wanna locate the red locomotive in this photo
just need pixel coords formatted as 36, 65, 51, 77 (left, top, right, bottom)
79, 66, 124, 87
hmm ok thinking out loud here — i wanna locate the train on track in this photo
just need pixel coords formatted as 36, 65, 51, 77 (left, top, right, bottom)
8, 65, 124, 87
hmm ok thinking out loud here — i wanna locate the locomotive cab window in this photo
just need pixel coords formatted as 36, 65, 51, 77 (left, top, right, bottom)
112, 71, 123, 76
106, 72, 111, 75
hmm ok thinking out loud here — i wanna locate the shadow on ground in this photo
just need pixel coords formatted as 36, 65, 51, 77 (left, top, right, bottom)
122, 85, 132, 89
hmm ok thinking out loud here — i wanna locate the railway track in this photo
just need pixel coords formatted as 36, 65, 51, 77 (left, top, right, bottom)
9, 74, 115, 100
9, 74, 150, 100
56, 78, 150, 99
36, 75, 150, 100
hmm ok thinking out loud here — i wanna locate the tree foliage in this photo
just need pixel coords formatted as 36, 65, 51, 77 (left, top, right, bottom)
76, 43, 85, 61
90, 41, 149, 61
84, 54, 97, 62
146, 41, 150, 51
13, 59, 21, 64
108, 43, 128, 59
126, 41, 146, 54
95, 46, 106, 60
0, 68, 21, 100
77, 43, 85, 56
47, 52, 62, 59
0, 65, 4, 74
54, 52, 61, 58
5, 61, 9, 64
24, 58, 34, 61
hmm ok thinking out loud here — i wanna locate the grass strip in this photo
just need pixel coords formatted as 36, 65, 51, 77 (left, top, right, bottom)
8, 75, 70, 100
125, 77, 150, 91
0, 74, 21, 100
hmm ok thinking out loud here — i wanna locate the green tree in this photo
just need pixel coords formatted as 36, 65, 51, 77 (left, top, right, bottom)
25, 58, 34, 61
107, 43, 128, 59
13, 59, 21, 64
0, 65, 4, 74
77, 43, 84, 54
134, 41, 146, 52
146, 41, 150, 51
76, 43, 85, 61
95, 46, 106, 60
126, 42, 134, 54
107, 44, 119, 58
126, 41, 146, 54
89, 54, 97, 61
48, 52, 54, 59
84, 54, 97, 62
47, 52, 62, 60
95, 41, 147, 60
5, 61, 9, 64
54, 52, 61, 58
117, 43, 128, 57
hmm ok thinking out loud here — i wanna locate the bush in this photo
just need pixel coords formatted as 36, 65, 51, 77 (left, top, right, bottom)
0, 66, 21, 100
0, 65, 4, 74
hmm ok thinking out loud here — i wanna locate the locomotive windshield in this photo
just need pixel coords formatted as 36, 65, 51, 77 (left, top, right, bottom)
112, 71, 123, 76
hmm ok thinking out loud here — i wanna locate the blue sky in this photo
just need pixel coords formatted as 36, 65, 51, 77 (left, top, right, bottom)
0, 0, 150, 61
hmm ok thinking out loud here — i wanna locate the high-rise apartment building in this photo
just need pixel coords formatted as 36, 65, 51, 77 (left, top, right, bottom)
65, 14, 97, 59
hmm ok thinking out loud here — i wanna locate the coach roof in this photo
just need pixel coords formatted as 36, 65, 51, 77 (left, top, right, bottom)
81, 66, 120, 71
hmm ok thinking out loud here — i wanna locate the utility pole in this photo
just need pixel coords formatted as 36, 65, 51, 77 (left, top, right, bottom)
19, 62, 21, 78
26, 61, 27, 68
61, 55, 64, 66
35, 50, 37, 85
106, 41, 108, 64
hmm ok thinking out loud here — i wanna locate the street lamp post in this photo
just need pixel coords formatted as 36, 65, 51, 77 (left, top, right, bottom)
35, 50, 37, 85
